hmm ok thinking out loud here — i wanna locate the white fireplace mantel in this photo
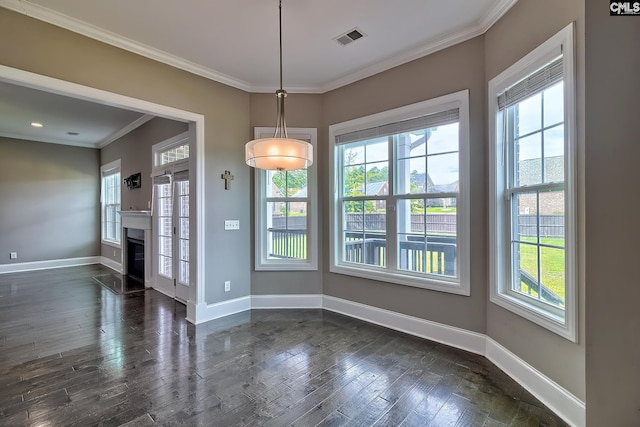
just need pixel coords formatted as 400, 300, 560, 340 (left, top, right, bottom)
118, 210, 152, 230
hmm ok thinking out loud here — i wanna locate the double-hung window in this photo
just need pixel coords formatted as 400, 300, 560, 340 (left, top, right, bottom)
101, 159, 121, 246
330, 91, 470, 295
254, 128, 318, 271
489, 23, 577, 341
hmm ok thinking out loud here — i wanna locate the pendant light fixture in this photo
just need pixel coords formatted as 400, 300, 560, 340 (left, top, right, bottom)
245, 0, 313, 171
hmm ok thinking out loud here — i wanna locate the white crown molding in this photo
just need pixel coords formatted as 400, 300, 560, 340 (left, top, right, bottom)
479, 0, 519, 32
0, 114, 155, 149
0, 256, 101, 274
2, 0, 519, 94
319, 26, 484, 93
0, 131, 97, 148
98, 114, 155, 148
0, 0, 252, 92
319, 0, 518, 93
250, 84, 323, 95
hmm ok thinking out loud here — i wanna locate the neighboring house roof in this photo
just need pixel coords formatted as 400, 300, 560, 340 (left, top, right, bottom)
411, 173, 434, 189
363, 182, 388, 195
412, 172, 458, 193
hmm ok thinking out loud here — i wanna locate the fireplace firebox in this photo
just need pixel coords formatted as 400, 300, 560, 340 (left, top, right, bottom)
126, 228, 145, 283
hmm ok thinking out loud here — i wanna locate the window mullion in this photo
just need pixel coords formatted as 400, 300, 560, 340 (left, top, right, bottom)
387, 135, 397, 271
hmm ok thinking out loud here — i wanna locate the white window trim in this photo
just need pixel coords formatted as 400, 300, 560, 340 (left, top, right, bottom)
101, 158, 121, 247
152, 131, 190, 175
488, 23, 577, 342
254, 127, 318, 271
329, 90, 471, 295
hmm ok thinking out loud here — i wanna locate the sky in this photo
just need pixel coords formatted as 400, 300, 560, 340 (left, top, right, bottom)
341, 81, 565, 190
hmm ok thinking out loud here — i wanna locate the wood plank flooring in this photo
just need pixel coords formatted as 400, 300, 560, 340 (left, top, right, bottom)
0, 265, 567, 426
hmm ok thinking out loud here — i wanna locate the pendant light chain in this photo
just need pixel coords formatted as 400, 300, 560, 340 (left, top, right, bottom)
279, 0, 283, 93
274, 0, 288, 139
244, 0, 313, 171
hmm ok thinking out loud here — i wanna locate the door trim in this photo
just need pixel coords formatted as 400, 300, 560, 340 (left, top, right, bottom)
0, 65, 206, 322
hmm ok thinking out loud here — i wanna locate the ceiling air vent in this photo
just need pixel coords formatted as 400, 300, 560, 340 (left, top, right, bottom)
335, 28, 366, 46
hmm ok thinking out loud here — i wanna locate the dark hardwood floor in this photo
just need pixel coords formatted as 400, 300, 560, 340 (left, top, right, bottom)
0, 265, 567, 426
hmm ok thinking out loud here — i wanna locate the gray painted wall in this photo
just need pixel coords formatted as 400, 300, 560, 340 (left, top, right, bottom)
99, 117, 188, 264
484, 0, 585, 401
0, 7, 251, 305
0, 137, 100, 263
321, 35, 487, 334
585, 0, 640, 424
8, 3, 638, 423
249, 93, 324, 295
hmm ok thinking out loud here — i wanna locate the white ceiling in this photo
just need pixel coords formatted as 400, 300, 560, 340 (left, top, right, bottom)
0, 81, 152, 148
0, 0, 517, 147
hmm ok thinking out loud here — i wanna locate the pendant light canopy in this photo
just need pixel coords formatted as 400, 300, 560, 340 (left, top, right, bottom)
245, 0, 313, 171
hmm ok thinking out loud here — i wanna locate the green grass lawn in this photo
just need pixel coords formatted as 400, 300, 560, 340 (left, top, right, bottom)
426, 207, 457, 213
517, 237, 565, 304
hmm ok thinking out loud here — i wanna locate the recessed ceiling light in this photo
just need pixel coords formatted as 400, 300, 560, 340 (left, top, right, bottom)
31, 122, 43, 128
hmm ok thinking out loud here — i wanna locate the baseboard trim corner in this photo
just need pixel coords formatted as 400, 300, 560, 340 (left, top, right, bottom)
100, 257, 122, 274
0, 256, 101, 274
322, 295, 486, 355
194, 296, 252, 324
485, 338, 585, 427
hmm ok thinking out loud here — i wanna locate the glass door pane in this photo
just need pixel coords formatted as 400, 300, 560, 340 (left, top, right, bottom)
157, 183, 173, 279
176, 180, 189, 286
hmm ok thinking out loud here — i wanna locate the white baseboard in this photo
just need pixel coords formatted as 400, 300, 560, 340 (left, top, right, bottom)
486, 338, 584, 427
191, 296, 252, 325
184, 293, 584, 426
99, 256, 122, 274
322, 295, 486, 356
252, 294, 323, 309
248, 294, 583, 426
151, 286, 175, 299
0, 256, 101, 274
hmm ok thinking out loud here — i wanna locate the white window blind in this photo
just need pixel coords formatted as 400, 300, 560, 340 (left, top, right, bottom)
336, 109, 459, 145
497, 56, 563, 110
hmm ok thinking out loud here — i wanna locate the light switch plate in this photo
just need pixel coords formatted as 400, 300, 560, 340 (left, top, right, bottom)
224, 220, 240, 230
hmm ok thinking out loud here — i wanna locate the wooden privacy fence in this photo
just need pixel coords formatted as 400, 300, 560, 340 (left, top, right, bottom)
342, 213, 456, 234
271, 213, 564, 238
517, 215, 564, 238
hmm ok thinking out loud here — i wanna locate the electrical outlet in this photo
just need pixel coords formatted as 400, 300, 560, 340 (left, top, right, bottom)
9, 252, 17, 260
224, 281, 231, 292
224, 220, 240, 230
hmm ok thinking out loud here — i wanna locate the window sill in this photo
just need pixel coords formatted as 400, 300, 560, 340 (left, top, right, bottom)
490, 291, 575, 342
102, 240, 121, 249
330, 263, 469, 296
255, 262, 318, 272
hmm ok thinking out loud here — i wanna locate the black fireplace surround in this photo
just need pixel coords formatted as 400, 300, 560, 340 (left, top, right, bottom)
126, 228, 145, 283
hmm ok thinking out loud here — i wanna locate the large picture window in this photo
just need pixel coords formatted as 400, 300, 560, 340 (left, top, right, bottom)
254, 128, 318, 271
330, 91, 470, 294
489, 23, 577, 341
101, 159, 121, 246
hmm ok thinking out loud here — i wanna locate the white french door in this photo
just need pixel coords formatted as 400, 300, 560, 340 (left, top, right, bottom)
153, 172, 189, 301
